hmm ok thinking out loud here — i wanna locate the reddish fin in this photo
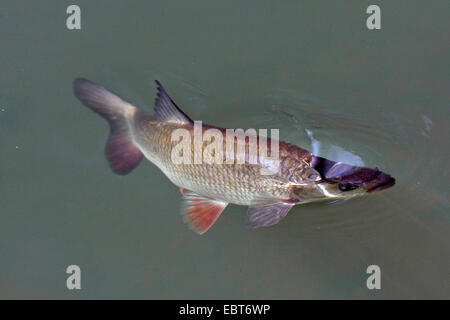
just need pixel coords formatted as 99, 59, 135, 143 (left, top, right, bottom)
73, 78, 143, 175
105, 128, 143, 175
179, 188, 228, 234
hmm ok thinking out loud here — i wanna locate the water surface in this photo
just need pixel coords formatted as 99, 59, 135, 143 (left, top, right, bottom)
0, 0, 448, 298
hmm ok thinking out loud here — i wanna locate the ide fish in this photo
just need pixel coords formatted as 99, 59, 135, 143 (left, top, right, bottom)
73, 78, 395, 234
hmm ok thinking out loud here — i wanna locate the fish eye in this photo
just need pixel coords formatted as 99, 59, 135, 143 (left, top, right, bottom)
338, 183, 357, 192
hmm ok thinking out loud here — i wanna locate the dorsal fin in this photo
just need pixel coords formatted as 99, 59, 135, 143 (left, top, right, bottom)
154, 80, 193, 124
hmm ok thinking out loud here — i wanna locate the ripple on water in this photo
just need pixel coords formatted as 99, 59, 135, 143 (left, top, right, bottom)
248, 89, 448, 232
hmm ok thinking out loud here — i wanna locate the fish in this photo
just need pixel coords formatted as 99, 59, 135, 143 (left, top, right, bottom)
73, 78, 396, 234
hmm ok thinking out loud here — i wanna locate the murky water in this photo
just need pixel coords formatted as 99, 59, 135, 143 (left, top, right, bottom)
0, 1, 448, 299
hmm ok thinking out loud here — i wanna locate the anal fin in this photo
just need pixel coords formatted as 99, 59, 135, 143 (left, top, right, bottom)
179, 188, 228, 234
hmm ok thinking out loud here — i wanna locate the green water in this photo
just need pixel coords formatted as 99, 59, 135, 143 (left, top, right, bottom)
0, 1, 448, 299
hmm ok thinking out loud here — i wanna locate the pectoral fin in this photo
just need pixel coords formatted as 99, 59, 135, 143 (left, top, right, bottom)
179, 188, 228, 234
247, 198, 297, 228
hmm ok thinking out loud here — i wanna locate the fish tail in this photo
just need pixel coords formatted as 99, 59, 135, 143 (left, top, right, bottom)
73, 78, 143, 175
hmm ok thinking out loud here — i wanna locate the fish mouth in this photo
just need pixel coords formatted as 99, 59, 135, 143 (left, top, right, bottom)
365, 176, 396, 193
311, 156, 395, 193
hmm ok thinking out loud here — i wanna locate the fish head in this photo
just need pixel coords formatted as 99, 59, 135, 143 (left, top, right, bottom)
309, 156, 395, 200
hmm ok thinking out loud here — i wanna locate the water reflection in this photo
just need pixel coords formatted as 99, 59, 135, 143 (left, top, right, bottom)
248, 87, 448, 233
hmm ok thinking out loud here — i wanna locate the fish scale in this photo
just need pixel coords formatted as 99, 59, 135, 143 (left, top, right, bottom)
133, 118, 307, 204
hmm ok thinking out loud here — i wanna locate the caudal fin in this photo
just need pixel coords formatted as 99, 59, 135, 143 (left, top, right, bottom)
73, 78, 143, 175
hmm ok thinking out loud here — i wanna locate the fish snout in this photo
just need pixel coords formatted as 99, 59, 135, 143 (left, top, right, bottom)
321, 161, 395, 193
364, 173, 396, 193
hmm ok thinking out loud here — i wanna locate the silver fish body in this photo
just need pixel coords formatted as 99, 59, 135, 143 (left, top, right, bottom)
74, 78, 395, 234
